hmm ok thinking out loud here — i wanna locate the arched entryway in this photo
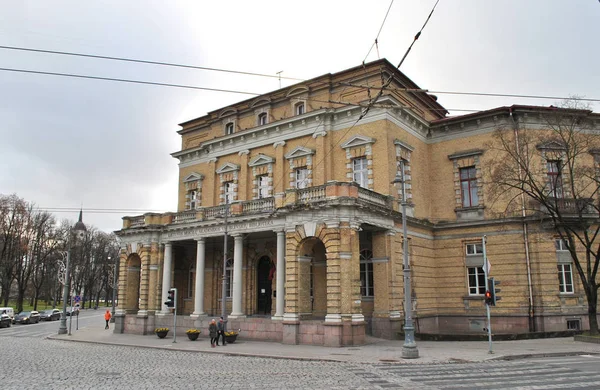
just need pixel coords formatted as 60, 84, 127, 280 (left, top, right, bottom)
125, 254, 141, 312
256, 256, 273, 315
298, 238, 327, 317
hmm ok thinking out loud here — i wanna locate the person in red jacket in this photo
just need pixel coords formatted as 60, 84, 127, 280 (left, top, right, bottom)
104, 309, 112, 330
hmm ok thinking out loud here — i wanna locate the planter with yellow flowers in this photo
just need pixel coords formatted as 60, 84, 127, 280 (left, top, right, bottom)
224, 331, 238, 344
155, 327, 169, 339
186, 328, 201, 341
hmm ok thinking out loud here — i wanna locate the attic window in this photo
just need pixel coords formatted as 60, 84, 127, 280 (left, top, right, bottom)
225, 122, 234, 135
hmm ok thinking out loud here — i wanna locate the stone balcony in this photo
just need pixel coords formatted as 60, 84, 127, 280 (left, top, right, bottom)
121, 182, 395, 230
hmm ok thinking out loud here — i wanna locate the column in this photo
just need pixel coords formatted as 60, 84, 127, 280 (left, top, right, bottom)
160, 242, 173, 314
272, 231, 286, 320
230, 234, 245, 318
191, 238, 206, 317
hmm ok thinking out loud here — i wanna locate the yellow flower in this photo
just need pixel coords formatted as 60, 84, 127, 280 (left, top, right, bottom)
155, 327, 169, 333
224, 331, 238, 336
186, 329, 201, 334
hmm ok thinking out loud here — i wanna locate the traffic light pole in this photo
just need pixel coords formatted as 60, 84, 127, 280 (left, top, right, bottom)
172, 288, 177, 344
482, 236, 493, 354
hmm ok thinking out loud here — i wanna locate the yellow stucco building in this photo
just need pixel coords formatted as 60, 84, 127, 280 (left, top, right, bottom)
115, 59, 599, 346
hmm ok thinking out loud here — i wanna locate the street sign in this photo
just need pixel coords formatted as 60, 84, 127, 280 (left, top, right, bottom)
74, 295, 81, 303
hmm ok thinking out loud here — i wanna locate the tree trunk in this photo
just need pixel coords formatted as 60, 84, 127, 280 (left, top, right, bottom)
588, 289, 599, 335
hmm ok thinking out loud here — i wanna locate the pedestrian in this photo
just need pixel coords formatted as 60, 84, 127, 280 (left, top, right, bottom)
209, 319, 217, 348
216, 316, 226, 346
104, 309, 112, 330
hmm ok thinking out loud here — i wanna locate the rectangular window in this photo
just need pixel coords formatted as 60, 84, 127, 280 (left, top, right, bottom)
466, 243, 483, 256
353, 157, 368, 188
258, 113, 268, 126
547, 160, 563, 198
224, 181, 234, 204
558, 264, 574, 293
360, 262, 374, 297
460, 166, 478, 207
225, 122, 234, 135
258, 175, 269, 199
567, 319, 581, 330
295, 102, 305, 115
295, 167, 308, 189
555, 238, 569, 251
189, 190, 197, 210
468, 267, 486, 295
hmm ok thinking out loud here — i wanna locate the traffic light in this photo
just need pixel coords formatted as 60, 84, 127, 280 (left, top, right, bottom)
490, 278, 501, 305
164, 288, 175, 308
485, 289, 493, 305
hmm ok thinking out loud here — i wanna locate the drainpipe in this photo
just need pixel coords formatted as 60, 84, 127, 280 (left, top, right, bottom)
510, 107, 536, 332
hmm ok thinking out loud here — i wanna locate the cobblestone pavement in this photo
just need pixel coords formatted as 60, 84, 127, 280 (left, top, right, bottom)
1, 337, 410, 389
4, 336, 600, 389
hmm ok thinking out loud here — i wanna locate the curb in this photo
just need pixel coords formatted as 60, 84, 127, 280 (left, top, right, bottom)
487, 351, 600, 361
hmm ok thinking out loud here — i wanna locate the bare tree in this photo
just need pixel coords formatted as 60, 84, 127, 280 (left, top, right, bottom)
488, 101, 600, 335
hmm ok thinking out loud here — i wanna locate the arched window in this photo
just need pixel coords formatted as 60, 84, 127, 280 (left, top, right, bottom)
360, 249, 374, 297
225, 122, 234, 135
295, 102, 305, 116
225, 258, 233, 298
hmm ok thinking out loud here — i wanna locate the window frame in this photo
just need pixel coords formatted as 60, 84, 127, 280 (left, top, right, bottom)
258, 112, 268, 126
295, 167, 309, 189
459, 166, 479, 207
189, 190, 198, 210
224, 181, 235, 204
558, 263, 574, 294
257, 174, 269, 199
352, 157, 369, 189
225, 122, 235, 135
555, 238, 569, 251
225, 258, 233, 298
547, 160, 564, 198
295, 102, 305, 116
360, 249, 374, 297
466, 243, 483, 256
467, 266, 486, 295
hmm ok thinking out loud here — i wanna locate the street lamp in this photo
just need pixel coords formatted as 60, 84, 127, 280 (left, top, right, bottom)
392, 159, 419, 359
58, 210, 86, 335
221, 200, 229, 332
109, 253, 118, 323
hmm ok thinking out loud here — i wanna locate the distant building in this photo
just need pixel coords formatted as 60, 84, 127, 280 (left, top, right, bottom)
115, 59, 599, 345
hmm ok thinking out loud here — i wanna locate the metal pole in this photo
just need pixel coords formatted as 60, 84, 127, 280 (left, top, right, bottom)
400, 159, 418, 359
76, 309, 79, 330
68, 299, 73, 335
111, 254, 118, 323
482, 235, 493, 353
221, 201, 229, 332
58, 236, 71, 335
173, 288, 177, 343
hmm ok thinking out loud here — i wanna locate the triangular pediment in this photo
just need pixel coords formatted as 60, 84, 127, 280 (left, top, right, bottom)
248, 154, 275, 167
285, 146, 314, 160
536, 140, 566, 151
341, 135, 375, 149
183, 172, 204, 182
216, 163, 240, 174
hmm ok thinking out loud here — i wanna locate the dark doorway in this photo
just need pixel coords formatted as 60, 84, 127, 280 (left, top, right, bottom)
257, 256, 273, 315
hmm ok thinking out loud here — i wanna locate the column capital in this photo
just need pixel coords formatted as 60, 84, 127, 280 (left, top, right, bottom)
195, 237, 206, 243
231, 233, 245, 239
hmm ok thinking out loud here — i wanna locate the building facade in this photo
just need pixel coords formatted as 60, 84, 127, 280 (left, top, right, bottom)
115, 59, 599, 346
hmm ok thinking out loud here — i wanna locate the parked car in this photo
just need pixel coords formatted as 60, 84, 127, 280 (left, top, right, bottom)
66, 308, 79, 316
39, 309, 61, 321
0, 307, 15, 323
0, 313, 11, 328
14, 311, 41, 324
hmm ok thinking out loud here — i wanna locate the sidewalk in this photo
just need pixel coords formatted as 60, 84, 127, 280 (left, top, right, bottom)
47, 325, 600, 364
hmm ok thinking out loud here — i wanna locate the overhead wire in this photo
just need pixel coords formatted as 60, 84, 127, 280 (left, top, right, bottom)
363, 0, 395, 63
0, 44, 304, 81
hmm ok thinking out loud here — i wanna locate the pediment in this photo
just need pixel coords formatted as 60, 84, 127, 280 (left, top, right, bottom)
248, 154, 275, 167
218, 108, 237, 119
286, 86, 309, 97
341, 135, 375, 149
285, 146, 314, 160
183, 172, 204, 182
536, 140, 566, 151
250, 97, 271, 108
216, 163, 240, 174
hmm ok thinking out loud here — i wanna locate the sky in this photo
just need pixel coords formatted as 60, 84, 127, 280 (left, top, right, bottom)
1, 0, 598, 233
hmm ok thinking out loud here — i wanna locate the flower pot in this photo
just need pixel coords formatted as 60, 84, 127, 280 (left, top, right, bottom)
156, 331, 169, 339
224, 334, 237, 344
187, 333, 199, 341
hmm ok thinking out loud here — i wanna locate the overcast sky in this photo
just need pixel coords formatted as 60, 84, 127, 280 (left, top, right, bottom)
1, 0, 598, 233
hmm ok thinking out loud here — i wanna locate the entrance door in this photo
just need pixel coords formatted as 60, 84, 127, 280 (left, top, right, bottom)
257, 256, 272, 315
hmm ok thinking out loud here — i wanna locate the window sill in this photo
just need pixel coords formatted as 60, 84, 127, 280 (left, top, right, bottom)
462, 295, 484, 301
361, 296, 374, 302
455, 206, 485, 221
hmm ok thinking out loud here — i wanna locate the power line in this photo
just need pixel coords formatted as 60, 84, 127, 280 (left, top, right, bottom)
0, 45, 304, 81
363, 0, 395, 63
0, 67, 260, 96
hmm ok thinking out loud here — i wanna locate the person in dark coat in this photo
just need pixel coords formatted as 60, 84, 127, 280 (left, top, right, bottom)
209, 319, 218, 348
216, 316, 226, 346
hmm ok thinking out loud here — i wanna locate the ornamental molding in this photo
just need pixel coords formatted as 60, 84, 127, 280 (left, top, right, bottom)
216, 162, 240, 174
285, 146, 315, 160
183, 172, 204, 182
340, 135, 375, 149
248, 154, 275, 167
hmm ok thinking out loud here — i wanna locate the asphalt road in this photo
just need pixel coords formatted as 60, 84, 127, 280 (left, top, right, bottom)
1, 327, 600, 389
0, 308, 107, 339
